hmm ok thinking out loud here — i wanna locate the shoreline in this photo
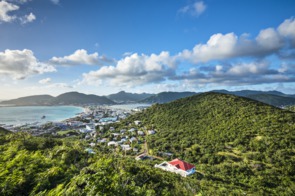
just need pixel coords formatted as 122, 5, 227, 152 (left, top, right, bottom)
0, 105, 85, 127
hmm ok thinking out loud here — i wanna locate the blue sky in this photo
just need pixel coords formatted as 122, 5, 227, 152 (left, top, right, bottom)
0, 0, 295, 99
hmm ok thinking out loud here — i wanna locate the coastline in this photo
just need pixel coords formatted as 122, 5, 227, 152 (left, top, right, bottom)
0, 105, 85, 127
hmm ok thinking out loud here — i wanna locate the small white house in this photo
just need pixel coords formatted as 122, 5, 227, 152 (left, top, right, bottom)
148, 130, 156, 135
155, 159, 195, 177
89, 142, 96, 147
129, 137, 137, 143
137, 131, 145, 136
121, 145, 132, 151
120, 129, 126, 133
97, 138, 107, 143
128, 128, 136, 132
134, 120, 142, 125
107, 141, 118, 146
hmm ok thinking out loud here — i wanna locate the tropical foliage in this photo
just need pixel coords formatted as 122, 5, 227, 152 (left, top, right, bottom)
126, 92, 295, 194
1, 92, 295, 195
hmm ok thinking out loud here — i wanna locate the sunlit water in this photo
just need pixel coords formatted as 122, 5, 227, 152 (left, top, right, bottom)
109, 103, 151, 111
0, 106, 84, 126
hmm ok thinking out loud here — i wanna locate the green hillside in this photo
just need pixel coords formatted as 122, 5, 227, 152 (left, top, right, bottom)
1, 92, 294, 195
0, 133, 199, 196
126, 92, 295, 194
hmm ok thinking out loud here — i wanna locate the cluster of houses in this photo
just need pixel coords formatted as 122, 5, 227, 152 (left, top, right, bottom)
87, 121, 157, 154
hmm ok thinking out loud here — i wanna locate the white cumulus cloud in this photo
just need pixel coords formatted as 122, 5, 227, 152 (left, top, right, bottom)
178, 22, 292, 63
83, 52, 176, 87
0, 0, 19, 23
50, 49, 113, 66
39, 77, 51, 84
0, 49, 56, 80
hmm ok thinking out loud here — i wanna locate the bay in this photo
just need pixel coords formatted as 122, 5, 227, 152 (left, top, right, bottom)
109, 103, 151, 111
0, 106, 84, 126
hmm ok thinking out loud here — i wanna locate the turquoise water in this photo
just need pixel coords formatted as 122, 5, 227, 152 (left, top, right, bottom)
0, 106, 84, 126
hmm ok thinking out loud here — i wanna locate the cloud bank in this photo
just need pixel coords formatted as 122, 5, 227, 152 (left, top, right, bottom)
83, 52, 176, 87
82, 18, 295, 89
0, 49, 56, 79
50, 49, 114, 66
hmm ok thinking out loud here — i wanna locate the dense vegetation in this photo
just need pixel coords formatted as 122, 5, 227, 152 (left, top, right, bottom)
286, 105, 295, 112
1, 92, 295, 195
127, 92, 295, 194
0, 133, 200, 195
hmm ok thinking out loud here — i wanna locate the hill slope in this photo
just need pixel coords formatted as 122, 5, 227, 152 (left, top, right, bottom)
127, 92, 295, 194
140, 91, 197, 103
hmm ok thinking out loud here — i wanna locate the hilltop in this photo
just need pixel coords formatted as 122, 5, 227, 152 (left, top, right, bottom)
126, 92, 295, 194
140, 91, 197, 104
212, 90, 295, 107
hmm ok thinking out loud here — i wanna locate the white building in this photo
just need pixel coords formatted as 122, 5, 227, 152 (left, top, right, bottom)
155, 159, 195, 177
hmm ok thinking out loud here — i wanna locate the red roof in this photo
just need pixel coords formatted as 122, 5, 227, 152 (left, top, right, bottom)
169, 159, 195, 171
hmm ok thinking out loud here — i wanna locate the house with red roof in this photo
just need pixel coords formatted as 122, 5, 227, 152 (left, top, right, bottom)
155, 158, 196, 177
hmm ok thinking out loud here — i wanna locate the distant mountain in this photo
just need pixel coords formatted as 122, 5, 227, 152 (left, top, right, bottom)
212, 90, 295, 106
0, 92, 115, 106
107, 91, 154, 103
0, 95, 54, 106
52, 92, 115, 105
212, 89, 285, 97
140, 91, 197, 104
246, 94, 295, 107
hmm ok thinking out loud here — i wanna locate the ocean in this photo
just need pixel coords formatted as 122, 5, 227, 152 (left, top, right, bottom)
0, 106, 84, 126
